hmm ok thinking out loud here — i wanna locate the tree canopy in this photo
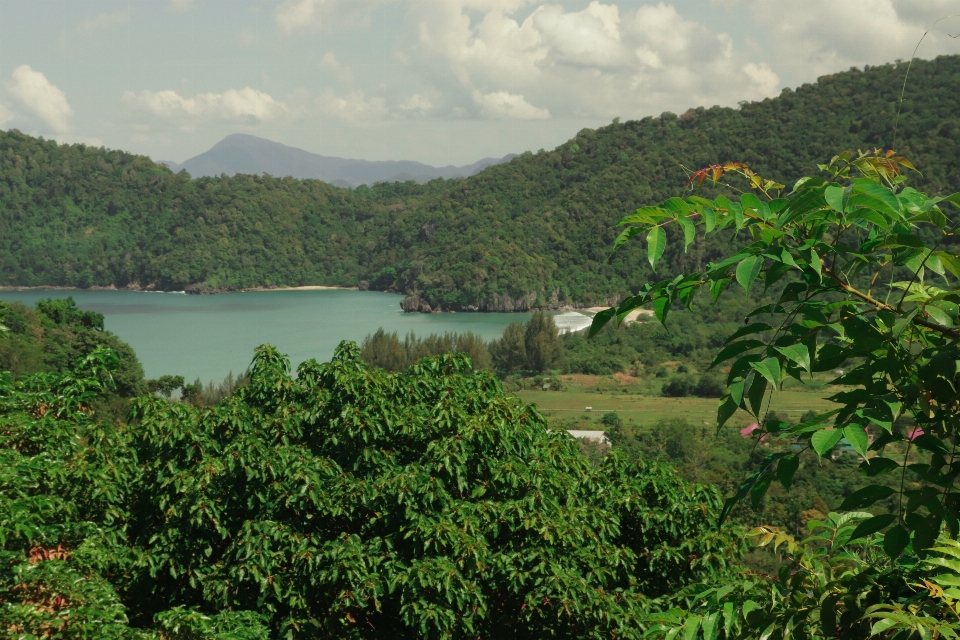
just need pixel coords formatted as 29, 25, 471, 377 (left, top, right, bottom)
0, 341, 739, 638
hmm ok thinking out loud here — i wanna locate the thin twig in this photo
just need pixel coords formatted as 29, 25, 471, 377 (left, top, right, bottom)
893, 14, 960, 149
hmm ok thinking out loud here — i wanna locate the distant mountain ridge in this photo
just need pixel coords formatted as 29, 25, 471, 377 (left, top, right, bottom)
2, 57, 959, 311
160, 134, 517, 187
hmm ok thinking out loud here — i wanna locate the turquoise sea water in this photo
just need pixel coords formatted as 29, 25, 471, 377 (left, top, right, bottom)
1, 289, 593, 382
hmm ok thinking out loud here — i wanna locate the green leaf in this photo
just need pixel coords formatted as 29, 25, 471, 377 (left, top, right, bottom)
612, 226, 646, 252
824, 185, 844, 212
683, 614, 702, 640
701, 612, 720, 640
617, 205, 670, 226
870, 618, 898, 636
653, 295, 671, 325
884, 525, 911, 560
880, 233, 924, 249
711, 340, 764, 368
925, 304, 955, 327
647, 226, 667, 270
724, 323, 773, 345
703, 208, 717, 233
678, 216, 696, 252
741, 192, 763, 213
750, 358, 781, 389
776, 455, 800, 490
913, 434, 949, 455
588, 307, 617, 338
820, 597, 837, 636
847, 193, 900, 219
717, 396, 739, 429
849, 514, 896, 541
861, 457, 900, 476
750, 473, 774, 508
758, 622, 776, 640
842, 424, 869, 457
709, 277, 731, 301
848, 208, 889, 228
935, 251, 960, 279
747, 374, 767, 416
774, 344, 811, 373
811, 429, 844, 457
736, 255, 763, 292
839, 484, 895, 510
808, 248, 821, 277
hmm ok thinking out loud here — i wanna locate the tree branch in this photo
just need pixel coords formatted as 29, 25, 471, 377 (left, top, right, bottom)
822, 267, 960, 340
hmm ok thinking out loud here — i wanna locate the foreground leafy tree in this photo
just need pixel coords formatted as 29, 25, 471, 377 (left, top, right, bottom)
0, 348, 269, 638
1, 342, 739, 638
591, 151, 960, 636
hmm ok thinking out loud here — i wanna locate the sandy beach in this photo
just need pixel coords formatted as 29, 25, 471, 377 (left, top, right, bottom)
249, 285, 358, 292
583, 306, 653, 324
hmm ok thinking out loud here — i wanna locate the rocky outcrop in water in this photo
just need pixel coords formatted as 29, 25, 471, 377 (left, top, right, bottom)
400, 295, 433, 313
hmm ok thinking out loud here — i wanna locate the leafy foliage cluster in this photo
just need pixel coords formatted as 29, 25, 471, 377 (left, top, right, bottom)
2, 57, 960, 309
608, 416, 901, 537
590, 146, 960, 636
359, 327, 491, 371
0, 342, 739, 638
359, 311, 563, 377
0, 297, 144, 410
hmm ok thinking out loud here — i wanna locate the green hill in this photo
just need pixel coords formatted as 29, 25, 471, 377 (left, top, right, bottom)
2, 56, 958, 310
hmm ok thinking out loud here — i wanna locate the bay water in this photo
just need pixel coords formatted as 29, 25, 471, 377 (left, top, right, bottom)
1, 289, 593, 383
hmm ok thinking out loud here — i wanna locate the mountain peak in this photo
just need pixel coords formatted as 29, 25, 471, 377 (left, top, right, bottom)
170, 135, 516, 187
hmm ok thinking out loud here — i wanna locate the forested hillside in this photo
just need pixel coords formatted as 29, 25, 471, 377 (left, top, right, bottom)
2, 56, 958, 310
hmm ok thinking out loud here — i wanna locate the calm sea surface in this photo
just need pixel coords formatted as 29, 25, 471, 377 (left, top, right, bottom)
1, 289, 593, 382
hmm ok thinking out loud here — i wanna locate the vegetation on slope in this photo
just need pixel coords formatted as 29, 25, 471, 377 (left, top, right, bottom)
2, 57, 960, 310
0, 297, 145, 420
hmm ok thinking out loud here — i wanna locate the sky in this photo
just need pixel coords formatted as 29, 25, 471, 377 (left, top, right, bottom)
0, 1, 958, 167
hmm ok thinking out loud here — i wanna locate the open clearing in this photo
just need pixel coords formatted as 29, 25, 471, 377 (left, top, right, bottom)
514, 374, 837, 429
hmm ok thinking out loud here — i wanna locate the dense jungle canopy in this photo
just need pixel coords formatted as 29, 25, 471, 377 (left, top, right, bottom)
1, 56, 959, 310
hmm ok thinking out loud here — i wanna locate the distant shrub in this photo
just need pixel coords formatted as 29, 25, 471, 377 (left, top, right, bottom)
662, 373, 725, 398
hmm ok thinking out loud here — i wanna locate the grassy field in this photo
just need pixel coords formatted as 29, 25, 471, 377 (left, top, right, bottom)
515, 373, 838, 431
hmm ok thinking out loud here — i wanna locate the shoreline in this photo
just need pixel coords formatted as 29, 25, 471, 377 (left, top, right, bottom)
244, 285, 359, 292
0, 286, 628, 317
0, 284, 360, 294
583, 306, 653, 324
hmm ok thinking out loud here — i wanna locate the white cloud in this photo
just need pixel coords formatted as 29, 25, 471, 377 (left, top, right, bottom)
78, 10, 131, 33
7, 65, 73, 133
54, 133, 105, 148
170, 0, 196, 11
317, 89, 389, 126
531, 2, 625, 69
0, 103, 14, 128
746, 1, 960, 81
319, 52, 353, 82
402, 1, 780, 120
122, 88, 286, 123
274, 0, 392, 35
399, 93, 433, 113
475, 90, 549, 119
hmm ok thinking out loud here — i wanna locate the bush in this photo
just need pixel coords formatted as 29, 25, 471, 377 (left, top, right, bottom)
662, 373, 725, 398
693, 373, 725, 398
0, 343, 742, 638
661, 375, 695, 397
360, 328, 491, 372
